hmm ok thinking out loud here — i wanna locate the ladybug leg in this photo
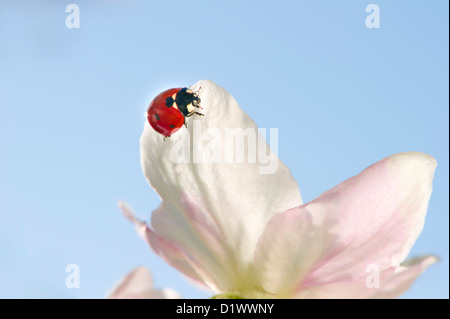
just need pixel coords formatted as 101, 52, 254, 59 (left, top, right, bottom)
186, 112, 204, 118
163, 135, 170, 141
184, 119, 188, 128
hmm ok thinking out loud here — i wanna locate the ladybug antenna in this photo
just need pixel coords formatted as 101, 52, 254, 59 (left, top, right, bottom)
196, 86, 203, 109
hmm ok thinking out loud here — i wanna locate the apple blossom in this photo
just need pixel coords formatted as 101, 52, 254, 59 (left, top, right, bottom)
120, 80, 437, 298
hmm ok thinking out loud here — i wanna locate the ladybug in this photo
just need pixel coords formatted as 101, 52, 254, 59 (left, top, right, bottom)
147, 87, 203, 138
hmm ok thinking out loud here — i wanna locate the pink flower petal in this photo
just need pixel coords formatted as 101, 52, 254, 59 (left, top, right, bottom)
151, 195, 252, 291
292, 256, 438, 298
254, 152, 436, 298
118, 201, 212, 291
369, 255, 438, 299
106, 266, 180, 299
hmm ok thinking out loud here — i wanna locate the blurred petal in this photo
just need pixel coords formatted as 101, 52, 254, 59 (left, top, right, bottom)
161, 287, 182, 299
106, 266, 180, 299
369, 255, 438, 299
255, 152, 436, 298
140, 79, 302, 290
118, 201, 212, 290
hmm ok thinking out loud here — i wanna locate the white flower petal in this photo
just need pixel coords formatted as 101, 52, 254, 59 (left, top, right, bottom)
140, 80, 302, 290
254, 207, 332, 297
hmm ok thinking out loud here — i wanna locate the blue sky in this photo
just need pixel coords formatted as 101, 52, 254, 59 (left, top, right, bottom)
0, 0, 448, 299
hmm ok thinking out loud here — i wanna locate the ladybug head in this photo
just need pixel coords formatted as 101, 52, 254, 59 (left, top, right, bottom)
175, 88, 202, 117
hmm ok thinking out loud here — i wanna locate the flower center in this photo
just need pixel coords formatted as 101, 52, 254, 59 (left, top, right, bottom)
212, 287, 276, 299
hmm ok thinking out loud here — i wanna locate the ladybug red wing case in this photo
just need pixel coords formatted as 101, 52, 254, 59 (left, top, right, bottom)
147, 87, 203, 138
147, 88, 185, 137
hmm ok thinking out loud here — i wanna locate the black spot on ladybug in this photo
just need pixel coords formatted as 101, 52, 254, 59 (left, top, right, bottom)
169, 124, 175, 128
165, 96, 175, 107
154, 113, 160, 121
